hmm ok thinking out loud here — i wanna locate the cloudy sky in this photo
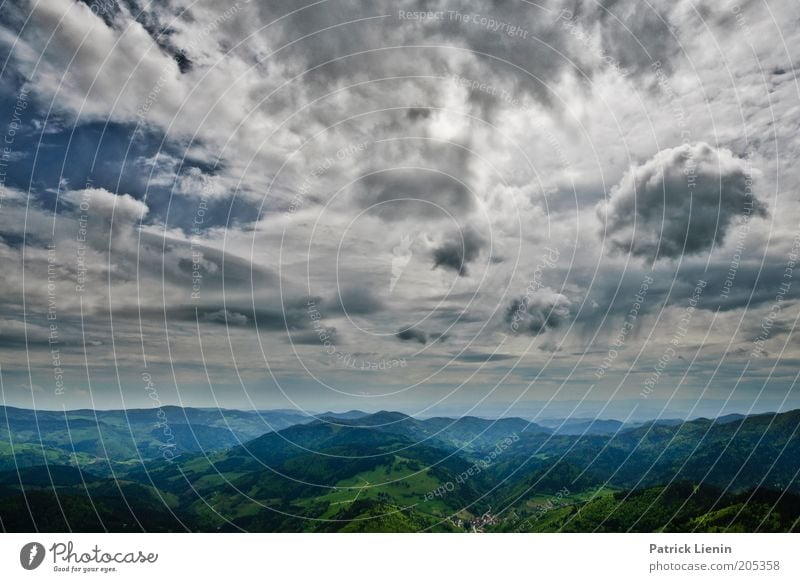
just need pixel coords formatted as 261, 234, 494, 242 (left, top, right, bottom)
0, 0, 799, 420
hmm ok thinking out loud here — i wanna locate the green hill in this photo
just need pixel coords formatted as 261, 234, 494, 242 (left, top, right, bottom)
1, 408, 798, 532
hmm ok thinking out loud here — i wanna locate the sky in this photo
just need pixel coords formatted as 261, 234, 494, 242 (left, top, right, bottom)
0, 0, 799, 421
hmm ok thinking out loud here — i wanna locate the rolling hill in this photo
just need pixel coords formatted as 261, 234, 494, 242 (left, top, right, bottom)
0, 407, 798, 532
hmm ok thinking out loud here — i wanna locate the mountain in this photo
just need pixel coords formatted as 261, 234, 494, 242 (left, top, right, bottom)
312, 411, 549, 451
712, 413, 749, 424
539, 418, 625, 435
506, 483, 800, 533
0, 468, 189, 532
1, 407, 798, 532
0, 405, 312, 473
127, 413, 481, 532
494, 409, 800, 497
318, 410, 370, 420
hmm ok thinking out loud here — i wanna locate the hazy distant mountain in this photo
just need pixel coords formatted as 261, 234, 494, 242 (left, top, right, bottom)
537, 418, 625, 436
318, 410, 370, 420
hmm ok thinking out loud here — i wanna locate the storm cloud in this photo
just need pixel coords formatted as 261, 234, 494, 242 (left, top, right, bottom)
505, 292, 571, 336
395, 327, 428, 345
432, 227, 486, 276
598, 143, 768, 262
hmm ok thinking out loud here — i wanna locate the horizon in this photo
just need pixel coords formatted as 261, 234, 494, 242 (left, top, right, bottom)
3, 402, 797, 424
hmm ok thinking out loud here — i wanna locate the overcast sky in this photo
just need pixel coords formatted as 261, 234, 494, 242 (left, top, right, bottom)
0, 0, 799, 420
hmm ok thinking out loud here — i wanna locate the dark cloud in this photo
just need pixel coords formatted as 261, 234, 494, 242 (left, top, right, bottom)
538, 340, 563, 353
406, 107, 431, 121
0, 319, 52, 348
505, 292, 571, 336
249, 0, 573, 109
335, 286, 384, 315
569, 0, 681, 78
118, 304, 311, 332
0, 318, 101, 349
395, 327, 428, 344
432, 227, 486, 276
674, 261, 798, 312
598, 143, 768, 262
203, 309, 249, 327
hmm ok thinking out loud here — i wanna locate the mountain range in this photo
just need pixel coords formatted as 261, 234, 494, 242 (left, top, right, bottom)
1, 406, 798, 532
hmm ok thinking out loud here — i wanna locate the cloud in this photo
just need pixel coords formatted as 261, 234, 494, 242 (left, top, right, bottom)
60, 187, 149, 250
335, 287, 384, 315
0, 318, 51, 348
12, 0, 185, 123
568, 0, 682, 78
203, 309, 249, 327
395, 327, 428, 344
1, 0, 799, 412
598, 143, 768, 262
359, 169, 473, 221
505, 291, 571, 336
432, 227, 486, 276
289, 326, 338, 346
62, 187, 148, 221
456, 351, 516, 363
